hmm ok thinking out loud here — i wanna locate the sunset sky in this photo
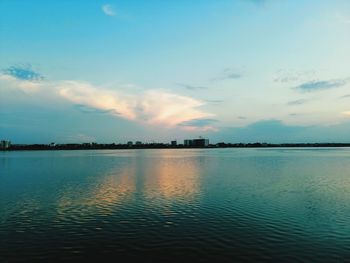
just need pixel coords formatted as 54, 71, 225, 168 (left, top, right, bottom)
1, 0, 350, 143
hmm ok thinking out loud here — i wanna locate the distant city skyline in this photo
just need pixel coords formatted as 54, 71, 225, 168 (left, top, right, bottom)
1, 0, 350, 143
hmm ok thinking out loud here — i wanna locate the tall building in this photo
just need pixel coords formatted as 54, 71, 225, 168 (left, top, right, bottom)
184, 138, 209, 147
184, 139, 193, 147
171, 140, 177, 146
193, 138, 209, 147
0, 140, 11, 149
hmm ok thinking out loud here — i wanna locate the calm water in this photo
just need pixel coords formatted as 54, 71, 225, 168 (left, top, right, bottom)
1, 148, 350, 262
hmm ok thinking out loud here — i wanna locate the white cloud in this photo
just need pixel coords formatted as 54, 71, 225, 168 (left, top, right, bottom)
0, 75, 214, 130
57, 81, 213, 128
102, 4, 116, 16
58, 81, 137, 120
0, 74, 42, 93
136, 90, 212, 126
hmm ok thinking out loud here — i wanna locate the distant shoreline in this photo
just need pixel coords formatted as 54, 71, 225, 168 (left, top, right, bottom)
2, 143, 350, 151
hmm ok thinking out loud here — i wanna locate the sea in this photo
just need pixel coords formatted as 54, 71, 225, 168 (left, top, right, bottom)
1, 148, 350, 262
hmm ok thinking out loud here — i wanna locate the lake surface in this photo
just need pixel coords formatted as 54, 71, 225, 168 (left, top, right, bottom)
1, 148, 350, 262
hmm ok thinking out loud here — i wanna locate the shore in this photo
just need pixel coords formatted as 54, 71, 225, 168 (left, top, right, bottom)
2, 143, 350, 151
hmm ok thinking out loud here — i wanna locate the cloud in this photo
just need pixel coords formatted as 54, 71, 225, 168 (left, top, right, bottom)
274, 69, 317, 83
342, 111, 350, 117
287, 99, 308, 106
1, 75, 214, 129
177, 83, 208, 90
3, 65, 44, 81
58, 81, 137, 120
74, 104, 119, 115
136, 90, 213, 127
212, 68, 242, 81
225, 73, 241, 79
294, 79, 348, 92
205, 99, 224, 104
178, 118, 218, 131
237, 116, 247, 120
340, 94, 350, 99
275, 76, 299, 83
102, 4, 116, 16
212, 120, 350, 143
179, 118, 218, 127
213, 120, 303, 143
1, 65, 45, 93
0, 73, 43, 93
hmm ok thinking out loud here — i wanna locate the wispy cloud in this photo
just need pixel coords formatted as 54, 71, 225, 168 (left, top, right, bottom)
178, 118, 218, 131
212, 119, 350, 143
274, 76, 299, 83
3, 64, 44, 81
287, 99, 308, 106
102, 4, 116, 16
294, 79, 348, 92
211, 68, 242, 81
274, 69, 316, 83
177, 83, 208, 90
237, 116, 247, 120
1, 66, 44, 93
340, 94, 350, 99
205, 99, 224, 104
74, 104, 119, 115
179, 118, 218, 127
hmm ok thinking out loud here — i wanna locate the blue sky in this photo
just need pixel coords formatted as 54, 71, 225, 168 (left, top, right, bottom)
1, 0, 350, 143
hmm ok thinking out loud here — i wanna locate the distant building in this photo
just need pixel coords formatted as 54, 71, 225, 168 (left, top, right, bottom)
184, 139, 193, 147
127, 141, 133, 147
193, 138, 209, 147
0, 140, 11, 149
184, 138, 209, 147
135, 141, 142, 146
171, 140, 177, 146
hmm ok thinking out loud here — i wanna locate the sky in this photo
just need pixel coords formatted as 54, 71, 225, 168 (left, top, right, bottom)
0, 0, 350, 144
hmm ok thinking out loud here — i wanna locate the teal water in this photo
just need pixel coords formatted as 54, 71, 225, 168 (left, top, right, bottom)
1, 148, 350, 262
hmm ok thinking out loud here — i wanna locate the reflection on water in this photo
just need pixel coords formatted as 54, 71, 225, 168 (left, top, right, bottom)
143, 158, 200, 201
55, 151, 200, 221
57, 165, 136, 219
1, 148, 350, 262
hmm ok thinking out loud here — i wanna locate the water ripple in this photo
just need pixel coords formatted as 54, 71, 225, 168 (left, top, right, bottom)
1, 149, 350, 262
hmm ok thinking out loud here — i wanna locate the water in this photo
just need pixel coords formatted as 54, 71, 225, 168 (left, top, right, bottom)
1, 148, 350, 262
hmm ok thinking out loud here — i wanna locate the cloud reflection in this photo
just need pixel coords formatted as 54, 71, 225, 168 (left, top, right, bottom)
56, 152, 201, 221
56, 165, 136, 219
143, 155, 200, 201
